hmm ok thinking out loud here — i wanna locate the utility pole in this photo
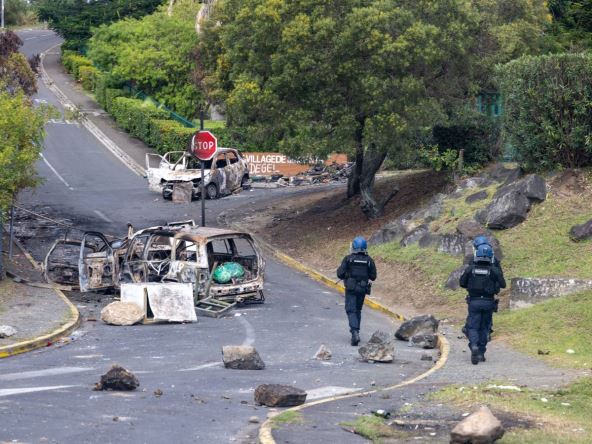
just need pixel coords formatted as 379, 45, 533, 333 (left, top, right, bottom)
1, 0, 5, 30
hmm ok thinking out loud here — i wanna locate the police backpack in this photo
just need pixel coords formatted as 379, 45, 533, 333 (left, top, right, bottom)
467, 264, 496, 296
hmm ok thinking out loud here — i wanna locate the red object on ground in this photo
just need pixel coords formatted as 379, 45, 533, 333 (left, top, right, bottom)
190, 131, 218, 161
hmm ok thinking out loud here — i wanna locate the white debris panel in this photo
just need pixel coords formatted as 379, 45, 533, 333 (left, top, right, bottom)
121, 283, 197, 323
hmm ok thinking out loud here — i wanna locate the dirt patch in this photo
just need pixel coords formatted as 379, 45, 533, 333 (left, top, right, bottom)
547, 169, 591, 198
235, 170, 450, 317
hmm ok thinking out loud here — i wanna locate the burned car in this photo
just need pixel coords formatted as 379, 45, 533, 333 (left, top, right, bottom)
146, 148, 250, 200
44, 223, 265, 305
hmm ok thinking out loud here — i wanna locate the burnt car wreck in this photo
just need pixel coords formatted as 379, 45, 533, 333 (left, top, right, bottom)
44, 222, 265, 314
145, 148, 250, 201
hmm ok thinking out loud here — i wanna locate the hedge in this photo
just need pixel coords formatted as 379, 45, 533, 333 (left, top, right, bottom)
110, 97, 169, 143
78, 65, 99, 91
149, 119, 195, 154
104, 88, 127, 113
62, 53, 92, 79
497, 53, 592, 170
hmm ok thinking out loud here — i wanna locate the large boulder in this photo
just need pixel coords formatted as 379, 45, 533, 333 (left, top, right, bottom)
494, 174, 547, 203
254, 384, 307, 407
465, 190, 489, 204
421, 195, 445, 222
100, 301, 144, 326
475, 190, 531, 229
395, 315, 439, 341
438, 233, 465, 256
510, 277, 592, 309
358, 330, 395, 363
445, 264, 469, 291
94, 365, 139, 391
222, 345, 265, 370
456, 219, 489, 239
450, 405, 505, 444
368, 218, 408, 246
570, 219, 592, 241
487, 163, 523, 184
418, 232, 441, 249
400, 224, 430, 247
0, 325, 17, 338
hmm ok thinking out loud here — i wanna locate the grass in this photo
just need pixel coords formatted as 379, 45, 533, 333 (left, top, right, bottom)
340, 415, 407, 443
494, 290, 592, 369
270, 410, 304, 429
432, 378, 592, 443
196, 119, 226, 130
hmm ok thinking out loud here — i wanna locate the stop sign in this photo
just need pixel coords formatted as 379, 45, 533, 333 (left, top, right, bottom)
190, 131, 218, 161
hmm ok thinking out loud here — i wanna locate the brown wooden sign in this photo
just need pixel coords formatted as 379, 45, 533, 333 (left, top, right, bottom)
244, 152, 348, 176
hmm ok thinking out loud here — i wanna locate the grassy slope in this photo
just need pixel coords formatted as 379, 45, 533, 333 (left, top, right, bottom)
433, 378, 592, 443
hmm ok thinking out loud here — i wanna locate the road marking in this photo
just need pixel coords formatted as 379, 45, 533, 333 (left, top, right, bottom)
0, 385, 80, 398
238, 315, 255, 346
0, 367, 93, 382
40, 153, 74, 191
178, 362, 220, 372
305, 386, 363, 401
93, 210, 113, 223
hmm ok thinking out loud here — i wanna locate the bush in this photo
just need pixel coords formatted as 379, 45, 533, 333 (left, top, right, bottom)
61, 53, 92, 79
78, 65, 99, 91
104, 88, 127, 113
94, 72, 107, 108
149, 119, 195, 154
110, 97, 169, 143
497, 53, 592, 170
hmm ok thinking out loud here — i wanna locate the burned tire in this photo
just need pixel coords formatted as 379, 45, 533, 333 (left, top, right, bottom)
162, 183, 173, 200
206, 183, 218, 200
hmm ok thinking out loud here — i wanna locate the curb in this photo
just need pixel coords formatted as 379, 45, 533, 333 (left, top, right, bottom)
222, 219, 450, 444
39, 44, 146, 177
0, 237, 81, 359
258, 335, 450, 444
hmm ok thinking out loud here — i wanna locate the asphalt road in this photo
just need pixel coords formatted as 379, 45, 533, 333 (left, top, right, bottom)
0, 30, 431, 444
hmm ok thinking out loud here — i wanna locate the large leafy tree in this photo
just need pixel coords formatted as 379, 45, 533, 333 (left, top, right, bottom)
0, 31, 37, 95
88, 1, 203, 118
198, 0, 549, 217
36, 0, 166, 50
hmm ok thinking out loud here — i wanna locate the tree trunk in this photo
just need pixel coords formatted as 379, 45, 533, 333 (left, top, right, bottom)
347, 120, 365, 198
359, 144, 397, 219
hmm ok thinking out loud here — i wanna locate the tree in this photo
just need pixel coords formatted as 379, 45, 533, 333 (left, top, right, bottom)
88, 0, 203, 118
198, 0, 550, 217
0, 30, 37, 95
36, 0, 166, 50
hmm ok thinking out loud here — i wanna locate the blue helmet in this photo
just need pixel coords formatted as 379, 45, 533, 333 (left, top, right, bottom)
473, 235, 490, 249
352, 236, 368, 253
475, 244, 494, 262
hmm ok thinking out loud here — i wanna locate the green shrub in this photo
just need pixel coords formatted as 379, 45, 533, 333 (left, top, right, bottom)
78, 65, 99, 91
104, 88, 126, 113
149, 119, 195, 154
94, 72, 107, 108
62, 53, 92, 79
497, 53, 592, 170
110, 97, 169, 143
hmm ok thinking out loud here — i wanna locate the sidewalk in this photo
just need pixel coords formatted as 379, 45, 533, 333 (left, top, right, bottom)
42, 45, 153, 169
0, 234, 79, 358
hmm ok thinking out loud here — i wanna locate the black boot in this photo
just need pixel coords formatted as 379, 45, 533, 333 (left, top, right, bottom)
470, 345, 480, 365
351, 331, 360, 346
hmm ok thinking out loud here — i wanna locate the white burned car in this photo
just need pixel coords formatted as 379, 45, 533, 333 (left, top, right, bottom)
44, 223, 265, 304
145, 148, 250, 200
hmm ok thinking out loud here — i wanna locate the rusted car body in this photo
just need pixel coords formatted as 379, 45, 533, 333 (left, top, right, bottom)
44, 223, 265, 304
145, 148, 250, 200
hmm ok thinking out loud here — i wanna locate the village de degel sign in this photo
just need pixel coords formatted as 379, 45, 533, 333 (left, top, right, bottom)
190, 131, 218, 161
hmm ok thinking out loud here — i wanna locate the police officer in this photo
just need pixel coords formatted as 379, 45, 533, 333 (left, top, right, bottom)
459, 244, 506, 365
337, 236, 377, 346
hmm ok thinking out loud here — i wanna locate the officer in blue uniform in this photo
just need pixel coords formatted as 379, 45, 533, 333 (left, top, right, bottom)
459, 244, 506, 365
337, 236, 377, 346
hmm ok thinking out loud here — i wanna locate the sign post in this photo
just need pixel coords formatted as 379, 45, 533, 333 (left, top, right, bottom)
189, 126, 217, 227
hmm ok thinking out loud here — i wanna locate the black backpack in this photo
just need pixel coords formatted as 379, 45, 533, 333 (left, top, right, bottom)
467, 263, 496, 296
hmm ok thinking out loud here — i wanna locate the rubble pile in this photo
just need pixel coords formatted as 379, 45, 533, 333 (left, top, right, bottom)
254, 162, 354, 187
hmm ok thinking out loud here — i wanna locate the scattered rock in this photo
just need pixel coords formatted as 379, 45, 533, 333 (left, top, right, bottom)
422, 197, 444, 222
456, 177, 492, 191
537, 349, 550, 355
94, 365, 139, 391
569, 219, 592, 242
475, 189, 531, 229
438, 233, 465, 256
100, 301, 144, 326
418, 232, 441, 249
222, 345, 265, 370
445, 265, 469, 291
154, 389, 163, 397
450, 405, 505, 444
254, 384, 307, 407
0, 325, 17, 338
421, 353, 433, 361
395, 315, 439, 341
411, 334, 438, 349
465, 190, 489, 204
487, 163, 523, 184
400, 224, 429, 247
368, 212, 414, 246
456, 219, 489, 239
313, 344, 332, 361
249, 416, 260, 424
359, 330, 395, 363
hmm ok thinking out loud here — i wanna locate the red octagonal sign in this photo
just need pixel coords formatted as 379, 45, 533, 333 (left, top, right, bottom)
190, 131, 218, 161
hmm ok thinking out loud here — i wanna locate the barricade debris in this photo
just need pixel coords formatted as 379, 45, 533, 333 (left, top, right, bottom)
222, 345, 265, 370
254, 384, 307, 407
100, 301, 144, 326
94, 365, 139, 391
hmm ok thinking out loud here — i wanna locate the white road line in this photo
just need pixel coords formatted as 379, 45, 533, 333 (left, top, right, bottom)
178, 362, 221, 372
0, 367, 93, 382
0, 385, 80, 398
40, 153, 74, 191
93, 210, 113, 223
238, 316, 255, 346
